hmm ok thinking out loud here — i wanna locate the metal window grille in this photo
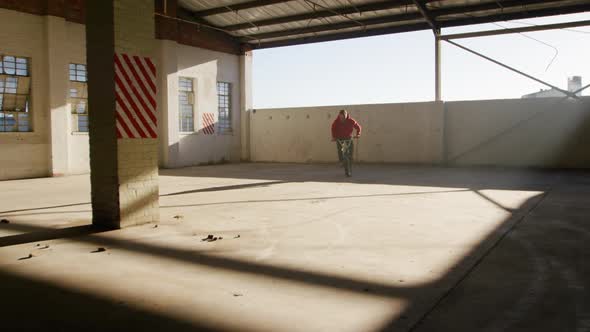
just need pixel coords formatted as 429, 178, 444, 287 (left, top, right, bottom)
68, 64, 88, 132
179, 77, 194, 132
69, 63, 87, 82
217, 82, 231, 134
0, 55, 31, 132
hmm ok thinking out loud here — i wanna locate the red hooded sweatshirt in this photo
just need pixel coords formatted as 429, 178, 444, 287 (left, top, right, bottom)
332, 115, 362, 139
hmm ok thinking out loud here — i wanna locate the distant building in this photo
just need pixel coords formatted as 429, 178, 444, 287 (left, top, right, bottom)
522, 76, 582, 99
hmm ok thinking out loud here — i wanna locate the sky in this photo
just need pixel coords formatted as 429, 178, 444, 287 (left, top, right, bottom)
252, 12, 590, 109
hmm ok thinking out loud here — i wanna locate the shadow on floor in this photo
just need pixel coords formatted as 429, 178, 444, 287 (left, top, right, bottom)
0, 268, 221, 332
161, 180, 289, 197
2, 165, 590, 331
0, 224, 107, 248
0, 180, 290, 216
159, 163, 588, 192
3, 189, 584, 331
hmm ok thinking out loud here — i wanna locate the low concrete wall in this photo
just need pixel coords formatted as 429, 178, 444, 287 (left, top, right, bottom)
250, 98, 590, 168
445, 97, 590, 168
250, 102, 445, 164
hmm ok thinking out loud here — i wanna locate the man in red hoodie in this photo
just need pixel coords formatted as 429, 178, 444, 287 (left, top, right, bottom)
331, 109, 362, 171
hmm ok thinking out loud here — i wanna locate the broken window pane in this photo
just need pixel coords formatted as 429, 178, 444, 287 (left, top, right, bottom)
3, 56, 16, 75
0, 55, 32, 132
16, 58, 28, 76
5, 77, 17, 94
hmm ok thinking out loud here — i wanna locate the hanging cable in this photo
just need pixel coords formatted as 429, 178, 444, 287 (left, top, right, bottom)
345, 0, 361, 16
300, 0, 332, 25
492, 21, 559, 71
223, 5, 260, 31
301, 0, 367, 28
153, 12, 261, 43
430, 2, 562, 72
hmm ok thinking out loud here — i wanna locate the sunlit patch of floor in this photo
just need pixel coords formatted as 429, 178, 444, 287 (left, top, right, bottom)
0, 164, 586, 332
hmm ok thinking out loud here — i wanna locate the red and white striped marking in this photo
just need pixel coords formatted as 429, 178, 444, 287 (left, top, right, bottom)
202, 113, 215, 135
114, 53, 157, 139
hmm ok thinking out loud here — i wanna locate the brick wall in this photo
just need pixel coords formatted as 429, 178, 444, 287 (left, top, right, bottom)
0, 0, 85, 23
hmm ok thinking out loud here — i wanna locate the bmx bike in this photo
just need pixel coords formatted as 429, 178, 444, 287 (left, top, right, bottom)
336, 137, 357, 177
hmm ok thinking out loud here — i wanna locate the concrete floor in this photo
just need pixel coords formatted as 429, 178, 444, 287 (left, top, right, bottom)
0, 163, 588, 332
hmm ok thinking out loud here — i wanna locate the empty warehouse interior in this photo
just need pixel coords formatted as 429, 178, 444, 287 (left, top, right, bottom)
0, 0, 589, 331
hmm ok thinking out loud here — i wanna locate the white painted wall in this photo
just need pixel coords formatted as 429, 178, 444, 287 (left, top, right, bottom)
250, 102, 445, 164
0, 9, 50, 180
65, 21, 90, 174
159, 42, 241, 168
1, 8, 242, 180
0, 9, 92, 180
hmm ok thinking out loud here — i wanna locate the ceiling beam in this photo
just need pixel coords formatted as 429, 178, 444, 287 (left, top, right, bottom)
240, 12, 423, 41
177, 7, 218, 26
248, 2, 590, 49
412, 0, 437, 30
224, 0, 561, 31
439, 2, 590, 28
431, 0, 566, 18
238, 0, 574, 41
222, 0, 423, 31
440, 19, 590, 40
250, 22, 431, 49
191, 0, 293, 17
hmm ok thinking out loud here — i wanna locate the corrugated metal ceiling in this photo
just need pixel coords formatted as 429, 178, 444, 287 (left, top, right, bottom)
176, 0, 590, 48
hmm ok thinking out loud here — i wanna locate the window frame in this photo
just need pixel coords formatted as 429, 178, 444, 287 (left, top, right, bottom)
217, 81, 232, 135
69, 63, 87, 83
68, 63, 89, 133
0, 54, 32, 133
179, 76, 195, 133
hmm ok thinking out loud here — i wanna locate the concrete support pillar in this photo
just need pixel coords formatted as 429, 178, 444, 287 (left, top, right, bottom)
86, 0, 159, 228
47, 15, 70, 176
434, 32, 442, 102
239, 51, 253, 161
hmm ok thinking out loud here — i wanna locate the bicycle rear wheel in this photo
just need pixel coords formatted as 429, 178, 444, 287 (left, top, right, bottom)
344, 156, 352, 177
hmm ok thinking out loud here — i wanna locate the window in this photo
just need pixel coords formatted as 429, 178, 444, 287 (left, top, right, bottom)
69, 63, 87, 82
179, 77, 194, 132
217, 82, 231, 134
0, 55, 31, 132
68, 64, 88, 132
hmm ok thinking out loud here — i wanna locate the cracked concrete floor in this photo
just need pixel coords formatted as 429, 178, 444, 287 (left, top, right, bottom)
0, 164, 588, 332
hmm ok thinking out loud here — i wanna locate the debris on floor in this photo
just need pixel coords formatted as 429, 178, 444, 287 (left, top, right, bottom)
234, 235, 241, 239
37, 245, 50, 250
173, 215, 184, 220
1, 219, 10, 224
233, 293, 243, 297
91, 247, 107, 253
202, 235, 220, 242
153, 224, 158, 228
18, 254, 34, 260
